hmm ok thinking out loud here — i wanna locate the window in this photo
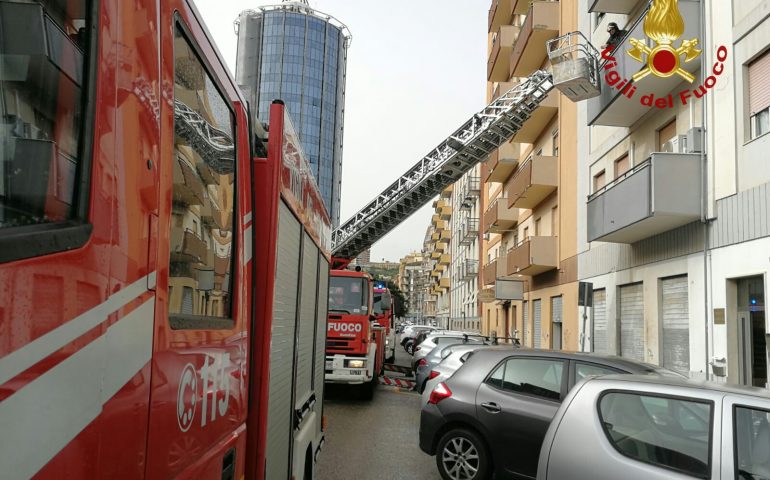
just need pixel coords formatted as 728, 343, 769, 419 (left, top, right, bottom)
329, 276, 369, 314
535, 217, 541, 236
486, 357, 564, 401
614, 154, 630, 178
593, 170, 606, 192
735, 405, 770, 479
599, 393, 712, 478
658, 119, 677, 152
749, 50, 770, 140
552, 128, 559, 157
575, 362, 621, 380
169, 25, 236, 326
0, 0, 95, 260
551, 205, 558, 237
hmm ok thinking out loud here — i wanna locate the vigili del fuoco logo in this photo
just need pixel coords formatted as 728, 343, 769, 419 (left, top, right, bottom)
600, 0, 728, 109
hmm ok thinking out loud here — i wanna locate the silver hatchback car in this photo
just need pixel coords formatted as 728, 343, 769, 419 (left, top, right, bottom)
538, 375, 770, 480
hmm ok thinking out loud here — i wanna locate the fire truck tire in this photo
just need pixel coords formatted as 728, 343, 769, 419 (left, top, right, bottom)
359, 376, 376, 401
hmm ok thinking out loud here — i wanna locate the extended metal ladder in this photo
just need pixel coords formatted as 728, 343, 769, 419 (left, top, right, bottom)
332, 33, 601, 261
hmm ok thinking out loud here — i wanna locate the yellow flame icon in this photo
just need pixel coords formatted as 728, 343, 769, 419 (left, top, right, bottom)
626, 0, 702, 82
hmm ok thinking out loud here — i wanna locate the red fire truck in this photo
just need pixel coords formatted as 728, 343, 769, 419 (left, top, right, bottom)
325, 269, 385, 399
373, 282, 397, 363
0, 0, 329, 478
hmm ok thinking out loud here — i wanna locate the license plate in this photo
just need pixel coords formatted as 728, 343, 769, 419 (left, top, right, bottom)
325, 361, 333, 370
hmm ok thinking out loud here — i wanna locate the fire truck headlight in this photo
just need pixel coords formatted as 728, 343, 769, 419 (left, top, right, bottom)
346, 360, 365, 369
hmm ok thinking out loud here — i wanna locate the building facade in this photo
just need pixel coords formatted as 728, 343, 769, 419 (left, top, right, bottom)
235, 0, 350, 226
480, 0, 579, 349
420, 188, 453, 329
576, 0, 770, 385
450, 170, 482, 332
397, 252, 426, 321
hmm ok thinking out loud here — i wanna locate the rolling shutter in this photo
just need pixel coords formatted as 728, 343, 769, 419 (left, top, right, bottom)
265, 202, 301, 480
749, 51, 770, 114
533, 299, 542, 349
295, 232, 319, 407
522, 301, 528, 347
181, 287, 194, 315
619, 283, 644, 361
315, 255, 330, 393
592, 289, 607, 354
661, 276, 690, 374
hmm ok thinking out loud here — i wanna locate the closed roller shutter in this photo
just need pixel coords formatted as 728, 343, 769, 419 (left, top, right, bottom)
619, 283, 644, 361
661, 276, 690, 374
266, 202, 301, 480
295, 232, 319, 407
592, 289, 607, 354
749, 51, 770, 114
533, 299, 542, 349
314, 256, 330, 393
181, 287, 194, 315
551, 296, 563, 350
522, 301, 528, 347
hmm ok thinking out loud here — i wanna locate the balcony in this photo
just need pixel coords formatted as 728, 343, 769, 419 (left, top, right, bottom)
440, 228, 451, 241
439, 278, 451, 290
506, 155, 558, 209
488, 0, 512, 31
509, 1, 560, 78
483, 259, 498, 286
588, 0, 701, 127
174, 158, 206, 206
460, 177, 481, 210
488, 24, 520, 82
589, 0, 640, 14
492, 81, 520, 101
459, 218, 480, 246
439, 205, 452, 220
484, 198, 519, 234
511, 0, 533, 15
431, 231, 440, 241
507, 236, 558, 276
511, 90, 558, 144
461, 259, 480, 281
431, 251, 442, 260
587, 153, 702, 243
171, 229, 209, 265
441, 185, 453, 198
431, 214, 440, 225
486, 142, 520, 183
439, 254, 451, 266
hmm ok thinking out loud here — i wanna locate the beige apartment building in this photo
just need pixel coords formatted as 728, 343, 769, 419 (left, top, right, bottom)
397, 251, 426, 321
480, 0, 580, 349
421, 187, 453, 328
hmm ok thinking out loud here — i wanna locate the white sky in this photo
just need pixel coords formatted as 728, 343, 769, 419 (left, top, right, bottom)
194, 0, 488, 262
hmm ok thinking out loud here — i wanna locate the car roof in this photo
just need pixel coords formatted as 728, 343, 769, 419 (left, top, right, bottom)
591, 374, 770, 399
471, 347, 674, 373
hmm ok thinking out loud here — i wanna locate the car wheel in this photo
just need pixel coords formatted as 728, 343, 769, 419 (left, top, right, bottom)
435, 428, 491, 480
406, 342, 415, 355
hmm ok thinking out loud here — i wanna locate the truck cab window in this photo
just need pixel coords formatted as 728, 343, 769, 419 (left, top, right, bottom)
329, 277, 369, 314
169, 25, 236, 326
0, 0, 92, 230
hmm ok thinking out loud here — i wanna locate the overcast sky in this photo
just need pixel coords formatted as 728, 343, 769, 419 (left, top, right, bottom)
194, 0, 488, 262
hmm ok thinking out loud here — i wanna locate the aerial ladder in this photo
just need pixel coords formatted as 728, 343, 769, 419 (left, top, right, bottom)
331, 32, 602, 264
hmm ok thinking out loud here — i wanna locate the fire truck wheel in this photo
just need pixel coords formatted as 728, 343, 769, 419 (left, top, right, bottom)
436, 428, 492, 480
359, 376, 376, 401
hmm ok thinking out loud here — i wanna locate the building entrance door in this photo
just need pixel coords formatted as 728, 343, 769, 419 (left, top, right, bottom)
737, 276, 767, 388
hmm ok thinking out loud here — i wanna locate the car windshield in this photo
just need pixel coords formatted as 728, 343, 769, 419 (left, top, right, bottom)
329, 276, 369, 314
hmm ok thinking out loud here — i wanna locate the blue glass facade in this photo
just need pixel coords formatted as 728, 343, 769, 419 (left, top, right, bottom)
236, 7, 348, 226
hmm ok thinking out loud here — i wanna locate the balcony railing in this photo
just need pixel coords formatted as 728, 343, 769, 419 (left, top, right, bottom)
509, 1, 560, 77
588, 0, 701, 127
589, 0, 642, 15
587, 153, 702, 243
460, 176, 481, 211
506, 236, 558, 276
484, 198, 519, 234
171, 229, 209, 265
461, 259, 480, 281
506, 155, 558, 209
459, 218, 480, 246
488, 0, 512, 32
488, 24, 520, 82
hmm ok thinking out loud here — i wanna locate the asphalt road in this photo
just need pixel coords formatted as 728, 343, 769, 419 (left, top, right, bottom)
316, 347, 441, 480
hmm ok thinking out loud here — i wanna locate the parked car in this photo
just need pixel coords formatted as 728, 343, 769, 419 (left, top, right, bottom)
418, 343, 494, 398
416, 342, 492, 393
419, 349, 679, 480
400, 325, 437, 350
412, 331, 478, 369
537, 374, 770, 480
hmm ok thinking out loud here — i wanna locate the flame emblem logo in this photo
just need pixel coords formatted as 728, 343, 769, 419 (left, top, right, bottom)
627, 0, 702, 82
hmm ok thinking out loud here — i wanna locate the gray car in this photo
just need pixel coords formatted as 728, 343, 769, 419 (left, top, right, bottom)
415, 342, 490, 394
421, 346, 493, 406
419, 348, 679, 480
412, 332, 479, 370
537, 374, 770, 480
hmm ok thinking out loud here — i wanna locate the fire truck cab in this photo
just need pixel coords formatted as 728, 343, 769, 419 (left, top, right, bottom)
373, 282, 396, 363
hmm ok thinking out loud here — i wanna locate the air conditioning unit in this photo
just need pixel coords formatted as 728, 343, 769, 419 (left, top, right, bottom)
687, 127, 704, 153
662, 135, 688, 154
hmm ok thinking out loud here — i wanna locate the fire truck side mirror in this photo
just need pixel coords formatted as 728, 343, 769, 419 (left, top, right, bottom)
369, 314, 377, 322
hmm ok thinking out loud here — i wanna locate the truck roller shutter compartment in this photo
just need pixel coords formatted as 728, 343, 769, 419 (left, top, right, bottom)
295, 231, 319, 407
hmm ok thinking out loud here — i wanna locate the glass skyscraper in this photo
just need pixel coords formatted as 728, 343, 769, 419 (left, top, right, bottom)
236, 1, 350, 226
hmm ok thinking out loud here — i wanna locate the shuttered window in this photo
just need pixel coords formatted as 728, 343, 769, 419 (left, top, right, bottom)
658, 119, 677, 152
522, 300, 528, 347
593, 170, 606, 193
749, 51, 770, 138
533, 299, 542, 349
592, 289, 608, 354
614, 154, 630, 178
551, 296, 563, 350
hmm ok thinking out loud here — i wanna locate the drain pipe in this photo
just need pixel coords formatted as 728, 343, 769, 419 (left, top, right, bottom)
701, 0, 712, 381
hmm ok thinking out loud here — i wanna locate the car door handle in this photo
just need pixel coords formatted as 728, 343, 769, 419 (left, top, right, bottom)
480, 402, 501, 413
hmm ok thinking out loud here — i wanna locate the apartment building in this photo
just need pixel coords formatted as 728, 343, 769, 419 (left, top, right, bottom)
481, 0, 579, 349
577, 1, 770, 385
421, 187, 453, 329
449, 169, 482, 332
397, 252, 426, 320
